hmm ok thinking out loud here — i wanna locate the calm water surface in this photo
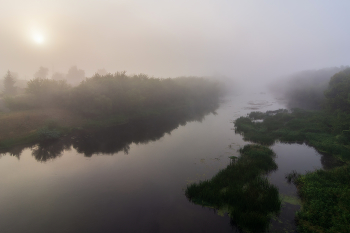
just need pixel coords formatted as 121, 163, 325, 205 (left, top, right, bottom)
0, 92, 337, 233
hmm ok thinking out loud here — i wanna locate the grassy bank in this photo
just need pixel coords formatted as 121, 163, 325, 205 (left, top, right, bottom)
186, 145, 281, 232
1, 101, 219, 161
0, 102, 216, 150
235, 109, 350, 162
234, 110, 350, 232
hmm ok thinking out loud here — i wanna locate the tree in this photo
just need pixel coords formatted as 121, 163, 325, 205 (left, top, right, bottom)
3, 70, 17, 96
324, 68, 350, 113
52, 72, 65, 80
66, 66, 85, 85
96, 68, 107, 76
34, 66, 49, 79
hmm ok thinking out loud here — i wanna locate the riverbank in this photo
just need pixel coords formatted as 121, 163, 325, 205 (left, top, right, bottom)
0, 102, 219, 150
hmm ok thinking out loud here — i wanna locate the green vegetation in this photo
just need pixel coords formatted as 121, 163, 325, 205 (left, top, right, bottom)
236, 68, 350, 232
235, 109, 350, 162
235, 110, 350, 232
324, 68, 350, 113
295, 165, 350, 233
0, 72, 221, 149
186, 145, 281, 232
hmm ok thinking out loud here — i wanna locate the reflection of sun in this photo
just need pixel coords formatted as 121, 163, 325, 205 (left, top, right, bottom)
32, 33, 45, 44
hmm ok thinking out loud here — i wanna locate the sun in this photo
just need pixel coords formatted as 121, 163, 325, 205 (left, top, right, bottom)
32, 33, 45, 44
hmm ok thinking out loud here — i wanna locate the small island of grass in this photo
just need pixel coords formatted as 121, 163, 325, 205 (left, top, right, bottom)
186, 144, 281, 232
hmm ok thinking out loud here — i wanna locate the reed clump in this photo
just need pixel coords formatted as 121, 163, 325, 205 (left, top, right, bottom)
186, 144, 281, 232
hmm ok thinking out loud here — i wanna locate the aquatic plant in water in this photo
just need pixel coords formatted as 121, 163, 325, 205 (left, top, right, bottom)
186, 144, 281, 232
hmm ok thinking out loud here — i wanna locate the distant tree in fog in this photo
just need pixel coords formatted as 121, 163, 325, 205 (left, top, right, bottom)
325, 67, 350, 113
96, 68, 108, 76
270, 66, 348, 110
34, 67, 49, 79
3, 70, 17, 96
52, 72, 66, 81
66, 66, 85, 84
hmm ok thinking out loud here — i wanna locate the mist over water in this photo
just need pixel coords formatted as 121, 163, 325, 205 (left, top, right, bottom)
1, 1, 350, 232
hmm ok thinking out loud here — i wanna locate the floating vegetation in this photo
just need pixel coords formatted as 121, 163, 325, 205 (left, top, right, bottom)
186, 144, 281, 232
285, 170, 301, 184
244, 100, 273, 110
280, 194, 301, 206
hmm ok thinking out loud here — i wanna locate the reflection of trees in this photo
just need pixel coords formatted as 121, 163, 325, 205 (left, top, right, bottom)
31, 140, 71, 162
0, 102, 218, 162
70, 103, 218, 156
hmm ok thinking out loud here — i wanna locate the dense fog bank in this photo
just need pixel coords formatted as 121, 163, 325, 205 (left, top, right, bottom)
269, 66, 348, 110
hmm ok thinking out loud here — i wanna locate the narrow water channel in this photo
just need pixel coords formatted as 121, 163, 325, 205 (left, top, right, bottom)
0, 91, 336, 233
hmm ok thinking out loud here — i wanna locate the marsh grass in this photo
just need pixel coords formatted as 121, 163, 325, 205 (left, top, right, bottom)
295, 165, 350, 233
235, 109, 350, 232
234, 109, 350, 162
186, 145, 281, 232
0, 108, 84, 149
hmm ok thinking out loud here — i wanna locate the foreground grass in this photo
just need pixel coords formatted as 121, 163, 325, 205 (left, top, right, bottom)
186, 145, 281, 232
235, 109, 350, 232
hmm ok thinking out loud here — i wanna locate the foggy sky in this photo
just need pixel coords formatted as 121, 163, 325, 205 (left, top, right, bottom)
1, 0, 350, 84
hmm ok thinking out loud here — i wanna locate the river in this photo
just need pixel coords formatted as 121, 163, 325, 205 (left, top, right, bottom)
0, 91, 338, 233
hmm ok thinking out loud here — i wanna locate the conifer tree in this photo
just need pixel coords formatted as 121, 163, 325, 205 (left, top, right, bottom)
3, 70, 16, 96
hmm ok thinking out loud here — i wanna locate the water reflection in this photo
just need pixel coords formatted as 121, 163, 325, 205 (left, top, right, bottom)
1, 103, 218, 162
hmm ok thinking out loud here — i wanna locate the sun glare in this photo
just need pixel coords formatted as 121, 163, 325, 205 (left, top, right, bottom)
32, 33, 45, 44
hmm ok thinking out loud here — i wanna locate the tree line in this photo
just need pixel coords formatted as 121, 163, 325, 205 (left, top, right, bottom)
269, 66, 348, 110
3, 71, 222, 117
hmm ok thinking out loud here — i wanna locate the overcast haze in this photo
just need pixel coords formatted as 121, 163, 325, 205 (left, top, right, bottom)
1, 0, 350, 84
